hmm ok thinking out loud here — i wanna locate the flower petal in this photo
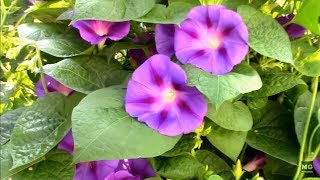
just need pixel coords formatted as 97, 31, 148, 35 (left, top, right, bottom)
107, 22, 130, 41
57, 131, 74, 154
74, 160, 119, 180
155, 24, 176, 57
72, 20, 108, 45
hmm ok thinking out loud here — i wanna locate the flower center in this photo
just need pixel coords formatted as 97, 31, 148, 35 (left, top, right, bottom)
162, 88, 177, 103
208, 37, 221, 49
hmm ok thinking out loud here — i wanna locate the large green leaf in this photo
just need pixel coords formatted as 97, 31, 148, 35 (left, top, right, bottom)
136, 2, 195, 24
294, 91, 320, 148
162, 134, 195, 157
18, 23, 90, 57
195, 150, 231, 175
12, 149, 74, 180
246, 102, 300, 165
0, 144, 43, 180
246, 73, 306, 97
206, 120, 247, 161
73, 0, 155, 22
237, 5, 293, 64
10, 93, 84, 169
152, 155, 206, 179
183, 63, 262, 108
293, 0, 320, 35
72, 86, 180, 163
206, 101, 253, 131
43, 56, 129, 94
0, 108, 25, 145
263, 156, 296, 180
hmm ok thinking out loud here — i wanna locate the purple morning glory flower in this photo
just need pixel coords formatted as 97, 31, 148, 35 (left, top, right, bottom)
125, 54, 207, 136
72, 20, 130, 45
104, 171, 139, 180
175, 5, 249, 75
155, 24, 177, 57
243, 153, 266, 172
314, 158, 320, 176
128, 33, 157, 66
58, 132, 155, 180
277, 14, 306, 38
35, 75, 73, 97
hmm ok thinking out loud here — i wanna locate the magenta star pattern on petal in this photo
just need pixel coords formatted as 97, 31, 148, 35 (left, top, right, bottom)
35, 75, 73, 97
175, 5, 249, 75
28, 0, 42, 3
125, 54, 207, 136
72, 20, 130, 45
276, 14, 306, 38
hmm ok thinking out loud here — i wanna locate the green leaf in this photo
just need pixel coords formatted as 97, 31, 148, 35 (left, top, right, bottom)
10, 93, 84, 169
293, 0, 320, 35
73, 0, 156, 22
136, 2, 195, 24
294, 91, 320, 147
246, 73, 306, 97
195, 150, 231, 175
29, 8, 68, 22
295, 50, 320, 77
208, 175, 224, 180
0, 108, 25, 145
152, 155, 205, 179
162, 134, 195, 157
183, 63, 262, 108
237, 5, 293, 64
18, 23, 90, 57
206, 120, 247, 161
12, 149, 74, 180
206, 101, 253, 131
0, 144, 43, 180
263, 156, 296, 180
43, 56, 129, 94
246, 102, 299, 165
72, 86, 180, 163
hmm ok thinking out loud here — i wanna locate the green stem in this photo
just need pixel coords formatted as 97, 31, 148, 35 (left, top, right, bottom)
308, 124, 320, 154
293, 76, 319, 180
35, 46, 48, 94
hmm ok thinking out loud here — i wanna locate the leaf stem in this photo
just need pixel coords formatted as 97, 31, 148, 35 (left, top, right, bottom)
308, 123, 320, 154
293, 76, 318, 180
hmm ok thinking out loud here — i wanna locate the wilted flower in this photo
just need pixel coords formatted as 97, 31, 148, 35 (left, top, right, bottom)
243, 153, 266, 172
313, 158, 320, 176
128, 33, 157, 66
175, 5, 249, 75
125, 54, 207, 136
277, 14, 306, 38
58, 132, 155, 180
35, 75, 73, 97
72, 20, 130, 45
155, 24, 177, 57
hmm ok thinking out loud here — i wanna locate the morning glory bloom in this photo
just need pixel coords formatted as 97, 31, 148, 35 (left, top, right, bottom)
35, 75, 73, 97
314, 158, 320, 176
58, 132, 155, 180
175, 5, 249, 75
276, 14, 306, 38
155, 24, 177, 57
125, 54, 207, 136
243, 153, 266, 172
72, 20, 130, 45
